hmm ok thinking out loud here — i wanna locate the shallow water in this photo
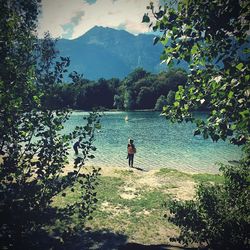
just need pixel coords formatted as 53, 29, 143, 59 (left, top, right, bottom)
64, 111, 242, 173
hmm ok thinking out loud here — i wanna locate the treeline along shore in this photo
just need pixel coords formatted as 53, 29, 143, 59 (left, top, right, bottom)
42, 68, 189, 111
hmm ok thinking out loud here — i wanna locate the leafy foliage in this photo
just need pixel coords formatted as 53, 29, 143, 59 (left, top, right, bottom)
144, 0, 250, 146
168, 163, 250, 249
0, 1, 101, 248
154, 95, 167, 111
144, 0, 250, 248
41, 67, 187, 111
166, 90, 175, 105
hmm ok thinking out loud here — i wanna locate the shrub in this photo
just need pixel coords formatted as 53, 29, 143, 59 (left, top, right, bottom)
168, 163, 250, 249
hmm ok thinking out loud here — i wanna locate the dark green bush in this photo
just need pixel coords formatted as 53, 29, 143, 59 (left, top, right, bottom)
168, 163, 250, 249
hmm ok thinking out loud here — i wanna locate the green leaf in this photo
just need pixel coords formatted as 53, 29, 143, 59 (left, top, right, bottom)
175, 91, 181, 101
152, 25, 158, 32
236, 63, 244, 71
240, 109, 250, 118
33, 95, 40, 104
166, 56, 172, 65
156, 10, 165, 19
191, 44, 199, 55
228, 91, 234, 99
161, 37, 169, 46
173, 101, 179, 107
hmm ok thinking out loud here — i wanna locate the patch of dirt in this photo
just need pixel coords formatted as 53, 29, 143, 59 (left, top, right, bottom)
64, 165, 196, 201
122, 168, 195, 201
167, 180, 196, 200
98, 167, 196, 201
119, 185, 139, 200
136, 209, 151, 216
136, 174, 163, 189
100, 201, 130, 215
119, 192, 137, 200
99, 166, 126, 177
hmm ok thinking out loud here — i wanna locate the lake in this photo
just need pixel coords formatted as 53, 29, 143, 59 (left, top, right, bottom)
65, 111, 242, 173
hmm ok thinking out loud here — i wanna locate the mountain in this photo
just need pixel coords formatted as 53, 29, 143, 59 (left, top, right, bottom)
56, 26, 164, 80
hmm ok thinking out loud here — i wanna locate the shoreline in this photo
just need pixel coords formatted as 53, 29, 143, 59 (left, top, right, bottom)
68, 109, 210, 113
80, 161, 221, 175
64, 164, 223, 181
68, 109, 156, 112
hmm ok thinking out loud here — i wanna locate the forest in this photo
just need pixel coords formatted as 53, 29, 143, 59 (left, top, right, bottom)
43, 67, 187, 111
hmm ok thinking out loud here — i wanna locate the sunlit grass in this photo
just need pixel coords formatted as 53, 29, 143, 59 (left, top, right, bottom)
157, 167, 224, 184
156, 167, 191, 179
52, 167, 223, 244
192, 173, 224, 184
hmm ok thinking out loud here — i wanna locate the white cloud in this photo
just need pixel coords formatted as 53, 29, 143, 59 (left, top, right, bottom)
38, 0, 161, 39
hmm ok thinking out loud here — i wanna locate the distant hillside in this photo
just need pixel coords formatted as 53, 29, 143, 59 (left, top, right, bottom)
57, 26, 165, 80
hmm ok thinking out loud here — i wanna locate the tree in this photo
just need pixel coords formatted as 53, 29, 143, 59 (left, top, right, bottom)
113, 94, 124, 110
136, 86, 156, 109
144, 0, 250, 248
123, 89, 135, 110
0, 1, 100, 248
125, 67, 149, 86
153, 70, 187, 99
144, 0, 249, 146
166, 90, 175, 105
108, 77, 121, 92
60, 84, 77, 108
122, 68, 150, 110
96, 78, 115, 108
154, 95, 167, 111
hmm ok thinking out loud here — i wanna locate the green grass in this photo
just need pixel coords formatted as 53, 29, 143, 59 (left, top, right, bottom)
95, 176, 125, 203
51, 167, 223, 245
192, 173, 224, 184
94, 176, 170, 213
84, 175, 173, 242
114, 169, 134, 177
156, 167, 224, 185
156, 168, 191, 179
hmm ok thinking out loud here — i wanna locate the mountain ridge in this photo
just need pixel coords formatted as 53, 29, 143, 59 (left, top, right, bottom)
56, 26, 164, 80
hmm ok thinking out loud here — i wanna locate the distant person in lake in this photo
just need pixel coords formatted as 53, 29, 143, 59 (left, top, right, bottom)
73, 138, 82, 155
127, 139, 136, 168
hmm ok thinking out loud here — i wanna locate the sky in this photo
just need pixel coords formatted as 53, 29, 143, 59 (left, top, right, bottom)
38, 0, 162, 40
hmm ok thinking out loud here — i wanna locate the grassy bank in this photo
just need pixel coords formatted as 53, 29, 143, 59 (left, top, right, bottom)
52, 166, 224, 249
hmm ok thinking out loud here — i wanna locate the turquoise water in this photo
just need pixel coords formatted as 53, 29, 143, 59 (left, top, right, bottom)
65, 111, 242, 173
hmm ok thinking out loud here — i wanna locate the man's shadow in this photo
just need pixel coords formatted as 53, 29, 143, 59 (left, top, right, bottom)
131, 166, 148, 172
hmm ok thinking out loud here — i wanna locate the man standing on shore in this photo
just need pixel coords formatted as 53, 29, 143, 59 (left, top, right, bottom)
127, 139, 136, 168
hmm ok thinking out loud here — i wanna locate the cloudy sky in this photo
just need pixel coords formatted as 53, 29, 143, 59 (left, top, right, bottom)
38, 0, 162, 39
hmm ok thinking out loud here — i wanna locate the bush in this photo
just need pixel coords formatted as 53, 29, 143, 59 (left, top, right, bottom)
167, 162, 250, 249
